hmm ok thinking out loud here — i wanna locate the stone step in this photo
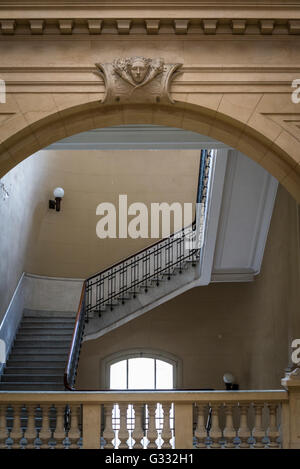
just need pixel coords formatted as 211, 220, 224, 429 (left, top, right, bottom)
117, 292, 133, 300
1, 374, 63, 383
128, 287, 142, 294
23, 310, 76, 318
139, 282, 156, 288
104, 298, 120, 306
161, 270, 177, 277
18, 326, 74, 334
0, 382, 65, 391
13, 340, 69, 347
7, 358, 67, 366
150, 278, 164, 285
13, 342, 70, 350
10, 350, 69, 359
173, 263, 189, 271
22, 317, 76, 324
4, 367, 65, 374
105, 302, 120, 309
15, 336, 73, 343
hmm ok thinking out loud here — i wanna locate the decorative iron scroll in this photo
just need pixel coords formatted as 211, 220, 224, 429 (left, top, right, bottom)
96, 56, 182, 104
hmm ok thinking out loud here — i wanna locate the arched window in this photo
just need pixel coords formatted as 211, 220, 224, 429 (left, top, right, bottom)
103, 350, 180, 390
110, 357, 174, 390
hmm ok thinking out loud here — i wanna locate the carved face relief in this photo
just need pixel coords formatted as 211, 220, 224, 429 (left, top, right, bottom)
96, 57, 183, 104
130, 58, 149, 84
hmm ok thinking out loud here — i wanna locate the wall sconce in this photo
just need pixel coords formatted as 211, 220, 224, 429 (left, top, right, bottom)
49, 187, 64, 212
223, 372, 239, 390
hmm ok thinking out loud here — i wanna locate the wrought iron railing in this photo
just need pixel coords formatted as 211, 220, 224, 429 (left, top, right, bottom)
85, 149, 212, 321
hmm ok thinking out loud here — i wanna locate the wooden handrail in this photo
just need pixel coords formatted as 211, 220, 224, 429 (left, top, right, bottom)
64, 281, 86, 391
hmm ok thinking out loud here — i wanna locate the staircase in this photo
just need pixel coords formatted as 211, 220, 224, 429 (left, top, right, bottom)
0, 149, 212, 391
83, 149, 212, 341
0, 310, 76, 391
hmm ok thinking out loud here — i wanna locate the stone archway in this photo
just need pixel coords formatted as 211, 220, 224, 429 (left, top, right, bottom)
0, 99, 300, 203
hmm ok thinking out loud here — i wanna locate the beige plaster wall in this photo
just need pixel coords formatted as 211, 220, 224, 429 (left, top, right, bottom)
0, 153, 47, 320
0, 148, 199, 319
76, 185, 300, 391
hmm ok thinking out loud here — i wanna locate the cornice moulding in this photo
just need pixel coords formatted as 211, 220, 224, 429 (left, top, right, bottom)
1, 18, 300, 36
2, 2, 300, 21
1, 65, 300, 73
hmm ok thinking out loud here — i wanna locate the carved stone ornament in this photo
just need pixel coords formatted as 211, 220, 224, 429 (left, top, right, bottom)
95, 57, 182, 104
287, 366, 300, 380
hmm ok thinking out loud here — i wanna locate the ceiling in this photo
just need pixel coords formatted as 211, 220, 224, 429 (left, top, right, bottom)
47, 125, 228, 151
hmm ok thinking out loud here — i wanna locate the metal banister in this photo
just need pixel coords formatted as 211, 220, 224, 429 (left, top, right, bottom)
64, 281, 86, 391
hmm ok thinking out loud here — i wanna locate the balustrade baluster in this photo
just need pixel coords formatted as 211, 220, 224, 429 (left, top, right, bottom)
119, 267, 125, 303
68, 405, 81, 449
132, 403, 144, 449
39, 404, 51, 449
209, 404, 222, 448
252, 403, 266, 448
108, 272, 113, 309
267, 403, 280, 448
147, 403, 158, 449
194, 403, 207, 448
142, 258, 147, 292
55, 404, 67, 449
103, 404, 115, 449
96, 278, 100, 316
10, 405, 23, 449
26, 405, 37, 449
238, 403, 251, 448
118, 403, 129, 449
161, 403, 172, 449
136, 259, 140, 289
0, 405, 7, 449
223, 403, 237, 448
100, 278, 104, 312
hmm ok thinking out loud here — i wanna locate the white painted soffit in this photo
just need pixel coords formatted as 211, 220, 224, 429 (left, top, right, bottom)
211, 149, 278, 283
46, 125, 228, 151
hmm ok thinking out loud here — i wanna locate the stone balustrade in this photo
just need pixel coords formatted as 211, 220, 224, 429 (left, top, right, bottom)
0, 390, 293, 449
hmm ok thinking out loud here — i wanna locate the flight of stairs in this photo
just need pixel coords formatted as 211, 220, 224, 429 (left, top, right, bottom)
84, 256, 201, 340
0, 310, 76, 391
